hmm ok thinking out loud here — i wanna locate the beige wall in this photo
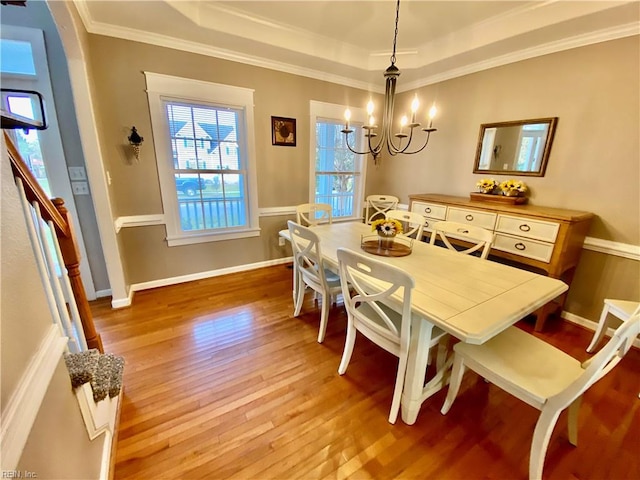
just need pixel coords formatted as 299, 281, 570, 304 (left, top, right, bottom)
86, 35, 370, 283
1, 136, 104, 477
368, 36, 640, 320
87, 33, 638, 322
16, 360, 104, 480
0, 138, 52, 408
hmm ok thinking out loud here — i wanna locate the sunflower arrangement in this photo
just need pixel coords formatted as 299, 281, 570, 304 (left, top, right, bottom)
499, 179, 528, 196
371, 218, 403, 236
476, 178, 498, 193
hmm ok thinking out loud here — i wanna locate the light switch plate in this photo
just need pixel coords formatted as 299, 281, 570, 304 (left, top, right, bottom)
68, 166, 87, 180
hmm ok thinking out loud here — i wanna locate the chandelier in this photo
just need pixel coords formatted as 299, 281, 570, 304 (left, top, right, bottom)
341, 0, 437, 163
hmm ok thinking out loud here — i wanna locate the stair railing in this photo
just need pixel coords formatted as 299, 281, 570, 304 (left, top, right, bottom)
5, 131, 103, 353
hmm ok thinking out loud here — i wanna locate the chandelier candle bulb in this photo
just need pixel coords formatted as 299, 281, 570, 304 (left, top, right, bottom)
367, 100, 375, 116
410, 95, 419, 124
344, 109, 351, 130
427, 104, 437, 129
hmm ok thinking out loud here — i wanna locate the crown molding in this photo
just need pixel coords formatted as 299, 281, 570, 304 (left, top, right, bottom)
77, 17, 381, 94
399, 22, 640, 92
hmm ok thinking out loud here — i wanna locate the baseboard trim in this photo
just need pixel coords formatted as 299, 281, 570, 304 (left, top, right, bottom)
111, 286, 134, 309
561, 310, 640, 349
130, 257, 293, 293
0, 325, 67, 471
95, 289, 112, 298
98, 430, 113, 480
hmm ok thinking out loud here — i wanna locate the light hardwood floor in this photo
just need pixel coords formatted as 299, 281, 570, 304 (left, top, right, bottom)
90, 265, 640, 480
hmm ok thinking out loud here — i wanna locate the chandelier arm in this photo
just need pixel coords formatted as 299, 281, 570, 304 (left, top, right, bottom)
343, 131, 371, 156
395, 132, 434, 155
368, 133, 384, 157
387, 126, 417, 155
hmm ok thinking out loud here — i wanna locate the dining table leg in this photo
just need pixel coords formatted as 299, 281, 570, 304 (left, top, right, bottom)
401, 317, 453, 425
401, 318, 435, 424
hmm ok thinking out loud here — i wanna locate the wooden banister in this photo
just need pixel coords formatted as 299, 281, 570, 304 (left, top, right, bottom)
4, 131, 103, 352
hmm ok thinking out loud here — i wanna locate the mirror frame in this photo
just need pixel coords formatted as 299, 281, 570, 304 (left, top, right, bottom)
473, 117, 558, 177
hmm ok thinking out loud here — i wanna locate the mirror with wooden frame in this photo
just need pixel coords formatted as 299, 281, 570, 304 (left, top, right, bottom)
473, 117, 558, 177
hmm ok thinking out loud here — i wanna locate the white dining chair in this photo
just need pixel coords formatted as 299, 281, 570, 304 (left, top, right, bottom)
385, 209, 426, 240
336, 247, 448, 424
287, 221, 342, 343
586, 299, 640, 353
429, 220, 494, 259
365, 195, 399, 224
440, 316, 640, 480
296, 203, 332, 227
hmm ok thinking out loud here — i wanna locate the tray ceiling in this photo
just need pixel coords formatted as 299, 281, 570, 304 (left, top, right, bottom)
75, 1, 640, 91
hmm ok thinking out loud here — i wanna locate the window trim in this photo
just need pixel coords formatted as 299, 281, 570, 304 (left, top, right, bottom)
145, 72, 260, 246
309, 100, 367, 222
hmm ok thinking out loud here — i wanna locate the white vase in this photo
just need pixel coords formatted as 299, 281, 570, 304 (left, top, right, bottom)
377, 232, 396, 250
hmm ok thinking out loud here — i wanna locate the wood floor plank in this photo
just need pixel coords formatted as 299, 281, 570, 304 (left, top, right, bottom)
91, 264, 640, 480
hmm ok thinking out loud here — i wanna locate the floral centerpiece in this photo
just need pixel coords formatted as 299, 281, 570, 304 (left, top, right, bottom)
499, 179, 528, 197
371, 218, 403, 237
371, 218, 403, 250
476, 178, 498, 194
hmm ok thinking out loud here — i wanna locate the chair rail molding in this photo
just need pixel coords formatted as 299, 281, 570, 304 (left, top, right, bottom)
114, 214, 165, 233
583, 237, 640, 261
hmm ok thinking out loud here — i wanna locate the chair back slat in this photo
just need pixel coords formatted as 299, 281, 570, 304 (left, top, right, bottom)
551, 314, 640, 410
385, 209, 425, 240
365, 195, 399, 224
429, 220, 494, 259
337, 248, 414, 342
287, 220, 328, 290
296, 203, 332, 227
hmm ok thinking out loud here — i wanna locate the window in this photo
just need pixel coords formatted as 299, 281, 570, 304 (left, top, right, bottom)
145, 72, 259, 246
309, 101, 366, 221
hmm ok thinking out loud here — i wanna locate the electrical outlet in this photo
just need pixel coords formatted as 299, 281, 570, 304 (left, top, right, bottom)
71, 181, 89, 195
278, 236, 286, 246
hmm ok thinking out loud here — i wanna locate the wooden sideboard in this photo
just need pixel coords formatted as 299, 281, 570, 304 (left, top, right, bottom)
408, 193, 594, 331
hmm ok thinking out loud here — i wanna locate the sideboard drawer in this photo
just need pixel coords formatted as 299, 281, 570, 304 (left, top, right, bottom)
496, 215, 560, 243
447, 207, 497, 230
493, 233, 554, 263
412, 201, 447, 221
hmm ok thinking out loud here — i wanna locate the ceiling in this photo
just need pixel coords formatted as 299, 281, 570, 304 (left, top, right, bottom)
75, 1, 640, 92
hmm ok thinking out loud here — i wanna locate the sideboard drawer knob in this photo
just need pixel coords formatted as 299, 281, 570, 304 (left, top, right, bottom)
425, 207, 431, 214
465, 214, 474, 221
519, 224, 531, 232
515, 242, 526, 251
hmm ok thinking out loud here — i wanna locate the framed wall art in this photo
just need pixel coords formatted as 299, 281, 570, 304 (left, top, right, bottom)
271, 116, 296, 146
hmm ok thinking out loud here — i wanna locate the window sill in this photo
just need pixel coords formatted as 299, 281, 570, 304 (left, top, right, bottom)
166, 227, 261, 247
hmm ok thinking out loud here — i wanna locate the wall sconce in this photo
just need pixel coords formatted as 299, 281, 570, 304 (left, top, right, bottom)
128, 126, 144, 161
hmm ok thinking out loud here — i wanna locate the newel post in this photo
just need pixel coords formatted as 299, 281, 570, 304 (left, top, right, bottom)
53, 198, 104, 353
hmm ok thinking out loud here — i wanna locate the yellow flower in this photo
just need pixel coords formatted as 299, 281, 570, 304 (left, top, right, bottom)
371, 218, 403, 235
499, 179, 528, 194
476, 178, 497, 189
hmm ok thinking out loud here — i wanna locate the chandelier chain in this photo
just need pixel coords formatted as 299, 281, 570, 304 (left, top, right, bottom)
390, 0, 400, 65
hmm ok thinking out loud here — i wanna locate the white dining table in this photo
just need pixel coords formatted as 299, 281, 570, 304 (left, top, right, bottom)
279, 221, 568, 424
